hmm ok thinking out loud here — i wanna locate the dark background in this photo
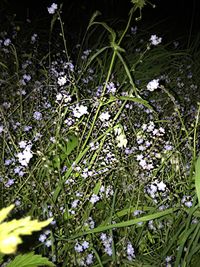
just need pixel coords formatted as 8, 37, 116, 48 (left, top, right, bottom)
1, 0, 200, 41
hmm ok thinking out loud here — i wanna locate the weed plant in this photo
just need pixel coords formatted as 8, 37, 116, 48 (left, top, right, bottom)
0, 1, 200, 266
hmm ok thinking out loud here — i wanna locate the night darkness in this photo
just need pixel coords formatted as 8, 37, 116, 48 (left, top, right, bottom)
1, 0, 200, 41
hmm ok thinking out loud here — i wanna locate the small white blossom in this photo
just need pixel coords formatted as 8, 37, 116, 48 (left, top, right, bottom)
116, 134, 127, 148
107, 82, 117, 94
17, 145, 33, 167
127, 242, 135, 259
23, 74, 31, 82
39, 234, 47, 242
45, 240, 52, 247
82, 241, 89, 249
4, 38, 11, 46
185, 201, 193, 208
33, 111, 42, 120
56, 92, 63, 101
58, 76, 67, 86
150, 34, 162, 45
74, 243, 83, 252
99, 111, 110, 122
31, 33, 38, 43
90, 194, 100, 204
18, 140, 27, 148
47, 3, 58, 14
86, 253, 93, 265
0, 125, 4, 134
156, 181, 166, 191
73, 105, 88, 118
147, 79, 159, 92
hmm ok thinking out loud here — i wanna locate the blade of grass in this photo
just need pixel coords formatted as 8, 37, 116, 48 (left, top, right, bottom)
194, 155, 200, 206
66, 207, 179, 240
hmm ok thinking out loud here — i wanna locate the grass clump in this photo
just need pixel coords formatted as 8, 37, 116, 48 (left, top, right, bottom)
0, 1, 200, 266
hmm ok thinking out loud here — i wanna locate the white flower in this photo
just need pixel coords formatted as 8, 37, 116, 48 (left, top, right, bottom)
90, 194, 100, 204
0, 125, 4, 134
45, 240, 52, 247
74, 243, 83, 252
99, 111, 110, 122
4, 38, 11, 46
149, 35, 162, 45
18, 141, 27, 148
58, 76, 67, 86
47, 3, 58, 14
107, 82, 117, 94
71, 200, 79, 208
86, 253, 93, 265
166, 256, 172, 263
73, 105, 88, 118
17, 146, 33, 167
31, 33, 38, 43
147, 121, 155, 132
139, 159, 147, 169
114, 127, 122, 136
185, 201, 193, 208
33, 111, 42, 120
23, 74, 31, 82
116, 134, 127, 148
56, 93, 63, 101
136, 154, 143, 161
156, 181, 166, 191
39, 234, 47, 242
147, 79, 159, 92
82, 241, 89, 249
127, 242, 135, 257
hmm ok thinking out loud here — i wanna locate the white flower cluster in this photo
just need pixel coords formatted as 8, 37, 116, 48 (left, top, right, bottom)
58, 76, 67, 86
145, 180, 167, 199
100, 233, 113, 256
74, 241, 90, 252
4, 38, 11, 46
181, 195, 193, 208
89, 194, 100, 204
47, 3, 58, 14
149, 34, 162, 46
16, 141, 33, 167
114, 125, 127, 148
56, 91, 72, 104
33, 111, 42, 121
99, 111, 110, 122
126, 242, 135, 261
146, 79, 159, 92
73, 104, 88, 118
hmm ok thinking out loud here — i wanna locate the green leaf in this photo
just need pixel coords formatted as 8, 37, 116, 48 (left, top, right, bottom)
0, 253, 4, 264
69, 207, 179, 240
87, 10, 101, 30
66, 134, 79, 156
194, 154, 200, 206
131, 0, 146, 9
0, 62, 8, 69
83, 181, 102, 221
117, 96, 155, 112
7, 252, 55, 267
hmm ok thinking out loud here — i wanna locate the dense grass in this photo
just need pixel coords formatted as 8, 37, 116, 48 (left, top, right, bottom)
0, 1, 200, 266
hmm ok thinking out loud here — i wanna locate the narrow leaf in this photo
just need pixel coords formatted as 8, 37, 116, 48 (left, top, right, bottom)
195, 154, 200, 206
69, 207, 178, 239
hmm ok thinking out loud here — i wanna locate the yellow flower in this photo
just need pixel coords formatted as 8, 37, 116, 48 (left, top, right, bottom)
0, 204, 53, 254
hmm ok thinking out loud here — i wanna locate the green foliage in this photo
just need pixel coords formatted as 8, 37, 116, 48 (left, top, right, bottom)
0, 0, 200, 266
6, 252, 55, 267
195, 154, 200, 206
